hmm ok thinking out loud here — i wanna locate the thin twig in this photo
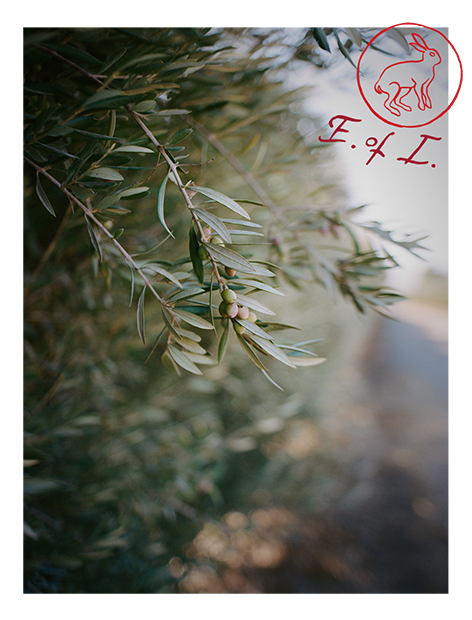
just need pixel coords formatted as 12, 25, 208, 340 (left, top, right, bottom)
24, 156, 167, 307
128, 108, 225, 292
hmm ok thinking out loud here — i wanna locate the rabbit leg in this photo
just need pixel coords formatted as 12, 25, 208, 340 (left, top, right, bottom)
421, 79, 433, 109
412, 80, 426, 111
395, 87, 413, 112
381, 83, 403, 116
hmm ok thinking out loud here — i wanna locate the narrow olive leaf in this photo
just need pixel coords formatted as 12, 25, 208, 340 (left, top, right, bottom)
184, 352, 217, 365
233, 294, 276, 316
161, 349, 181, 375
162, 307, 184, 341
344, 27, 363, 47
157, 174, 175, 238
85, 168, 124, 182
167, 287, 205, 303
113, 145, 155, 154
204, 243, 256, 274
247, 262, 276, 277
35, 173, 56, 217
334, 31, 357, 69
168, 345, 202, 375
218, 320, 230, 363
235, 319, 274, 341
144, 326, 166, 364
137, 286, 146, 344
312, 28, 331, 52
257, 321, 300, 332
227, 230, 263, 237
386, 28, 410, 54
125, 259, 135, 307
173, 326, 201, 342
189, 226, 204, 283
290, 357, 327, 367
233, 279, 285, 297
260, 368, 284, 391
113, 228, 124, 240
192, 208, 232, 244
177, 337, 207, 355
278, 344, 318, 356
155, 109, 191, 116
208, 272, 215, 329
248, 334, 297, 369
167, 127, 193, 145
142, 264, 182, 288
85, 216, 102, 262
37, 142, 80, 159
192, 186, 250, 219
117, 186, 150, 199
172, 308, 214, 330
235, 333, 268, 371
221, 218, 263, 228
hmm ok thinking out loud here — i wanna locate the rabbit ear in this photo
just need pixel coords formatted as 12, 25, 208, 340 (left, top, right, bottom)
410, 33, 429, 50
410, 42, 426, 53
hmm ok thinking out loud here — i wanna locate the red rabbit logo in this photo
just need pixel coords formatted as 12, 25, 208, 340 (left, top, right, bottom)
374, 33, 442, 117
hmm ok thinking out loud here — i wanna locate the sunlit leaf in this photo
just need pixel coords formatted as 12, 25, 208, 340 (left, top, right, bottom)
172, 308, 214, 330
85, 168, 124, 182
192, 208, 232, 244
168, 345, 202, 375
247, 334, 297, 368
233, 279, 285, 297
233, 294, 276, 316
235, 319, 274, 341
204, 243, 257, 274
113, 145, 155, 154
235, 333, 268, 371
192, 186, 250, 219
289, 357, 327, 367
157, 174, 175, 239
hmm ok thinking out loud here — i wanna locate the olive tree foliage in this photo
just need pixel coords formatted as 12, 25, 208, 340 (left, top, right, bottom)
24, 27, 426, 592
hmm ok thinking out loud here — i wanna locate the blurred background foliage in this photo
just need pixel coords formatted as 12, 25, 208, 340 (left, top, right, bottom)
24, 27, 432, 593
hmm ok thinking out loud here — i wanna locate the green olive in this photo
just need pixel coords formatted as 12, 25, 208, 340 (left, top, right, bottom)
221, 288, 237, 303
247, 311, 257, 323
219, 300, 228, 317
210, 235, 225, 246
234, 322, 245, 335
198, 245, 209, 260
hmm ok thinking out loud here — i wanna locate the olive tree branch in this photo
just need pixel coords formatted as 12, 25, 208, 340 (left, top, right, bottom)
24, 156, 168, 308
128, 108, 225, 293
186, 116, 339, 277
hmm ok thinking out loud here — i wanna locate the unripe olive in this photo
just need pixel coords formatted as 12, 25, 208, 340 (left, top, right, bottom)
234, 322, 245, 335
202, 226, 212, 238
219, 300, 228, 317
247, 311, 257, 323
198, 245, 209, 260
210, 235, 225, 246
221, 288, 237, 303
225, 267, 236, 278
225, 302, 239, 318
237, 305, 249, 320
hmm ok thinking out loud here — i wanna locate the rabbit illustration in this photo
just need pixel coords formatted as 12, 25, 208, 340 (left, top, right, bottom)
374, 33, 442, 117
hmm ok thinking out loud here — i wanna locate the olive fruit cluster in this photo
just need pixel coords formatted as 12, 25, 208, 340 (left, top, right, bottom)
218, 287, 257, 334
